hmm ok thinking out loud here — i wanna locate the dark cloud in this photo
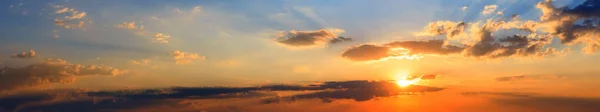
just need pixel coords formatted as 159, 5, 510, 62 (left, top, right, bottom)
465, 34, 553, 58
0, 80, 444, 112
0, 59, 125, 91
341, 44, 391, 61
275, 29, 350, 47
262, 80, 444, 104
385, 40, 464, 55
10, 50, 36, 59
341, 40, 464, 61
329, 36, 352, 44
495, 75, 566, 81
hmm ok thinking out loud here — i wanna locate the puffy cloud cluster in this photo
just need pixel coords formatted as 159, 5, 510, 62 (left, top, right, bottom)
10, 50, 36, 59
0, 59, 125, 91
275, 29, 351, 48
534, 0, 600, 53
115, 21, 140, 30
342, 0, 600, 61
170, 50, 205, 64
481, 5, 498, 15
154, 33, 171, 43
53, 6, 87, 29
415, 21, 466, 39
128, 59, 150, 66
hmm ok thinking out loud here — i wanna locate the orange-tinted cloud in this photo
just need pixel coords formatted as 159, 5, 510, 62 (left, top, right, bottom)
0, 59, 125, 91
10, 50, 36, 59
170, 50, 205, 64
341, 44, 391, 61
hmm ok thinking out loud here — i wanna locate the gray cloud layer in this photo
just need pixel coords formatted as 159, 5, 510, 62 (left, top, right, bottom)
275, 29, 351, 47
0, 59, 125, 91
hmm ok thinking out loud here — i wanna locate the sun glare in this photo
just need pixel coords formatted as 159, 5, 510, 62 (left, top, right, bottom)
395, 71, 420, 87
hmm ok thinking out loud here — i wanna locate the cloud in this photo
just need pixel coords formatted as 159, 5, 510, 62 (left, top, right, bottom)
345, 0, 600, 61
535, 0, 600, 53
52, 6, 88, 30
262, 81, 444, 103
275, 29, 350, 48
341, 40, 460, 61
481, 5, 498, 15
385, 40, 464, 55
154, 33, 171, 44
10, 50, 36, 59
170, 50, 205, 64
495, 75, 566, 81
0, 80, 444, 111
461, 6, 468, 11
55, 7, 87, 20
329, 36, 352, 44
115, 21, 172, 44
115, 21, 139, 30
414, 21, 466, 39
341, 44, 391, 61
0, 59, 126, 91
128, 59, 150, 66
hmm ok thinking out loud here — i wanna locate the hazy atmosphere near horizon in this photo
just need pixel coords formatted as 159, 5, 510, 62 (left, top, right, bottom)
2, 0, 600, 112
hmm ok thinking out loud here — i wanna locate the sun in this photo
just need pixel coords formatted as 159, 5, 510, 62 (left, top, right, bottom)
396, 77, 420, 87
394, 71, 420, 87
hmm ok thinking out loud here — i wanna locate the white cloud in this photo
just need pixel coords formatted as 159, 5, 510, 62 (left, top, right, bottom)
481, 5, 498, 15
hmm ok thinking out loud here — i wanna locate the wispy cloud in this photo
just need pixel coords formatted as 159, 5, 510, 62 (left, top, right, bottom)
10, 50, 36, 59
275, 29, 350, 48
170, 50, 205, 64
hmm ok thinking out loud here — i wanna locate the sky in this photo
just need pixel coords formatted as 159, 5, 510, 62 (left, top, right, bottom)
2, 0, 600, 112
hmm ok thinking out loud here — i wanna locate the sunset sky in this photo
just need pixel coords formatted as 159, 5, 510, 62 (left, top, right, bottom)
2, 0, 600, 112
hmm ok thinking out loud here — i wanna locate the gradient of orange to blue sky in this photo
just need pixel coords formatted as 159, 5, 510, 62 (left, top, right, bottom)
1, 0, 600, 112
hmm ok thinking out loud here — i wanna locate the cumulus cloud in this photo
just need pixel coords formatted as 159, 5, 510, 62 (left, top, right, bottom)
345, 0, 600, 61
275, 29, 350, 48
534, 0, 600, 53
170, 50, 205, 64
415, 21, 466, 39
10, 50, 36, 59
481, 5, 498, 15
0, 59, 125, 91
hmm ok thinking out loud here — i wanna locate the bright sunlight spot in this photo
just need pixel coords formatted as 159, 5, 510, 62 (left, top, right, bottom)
395, 71, 420, 87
